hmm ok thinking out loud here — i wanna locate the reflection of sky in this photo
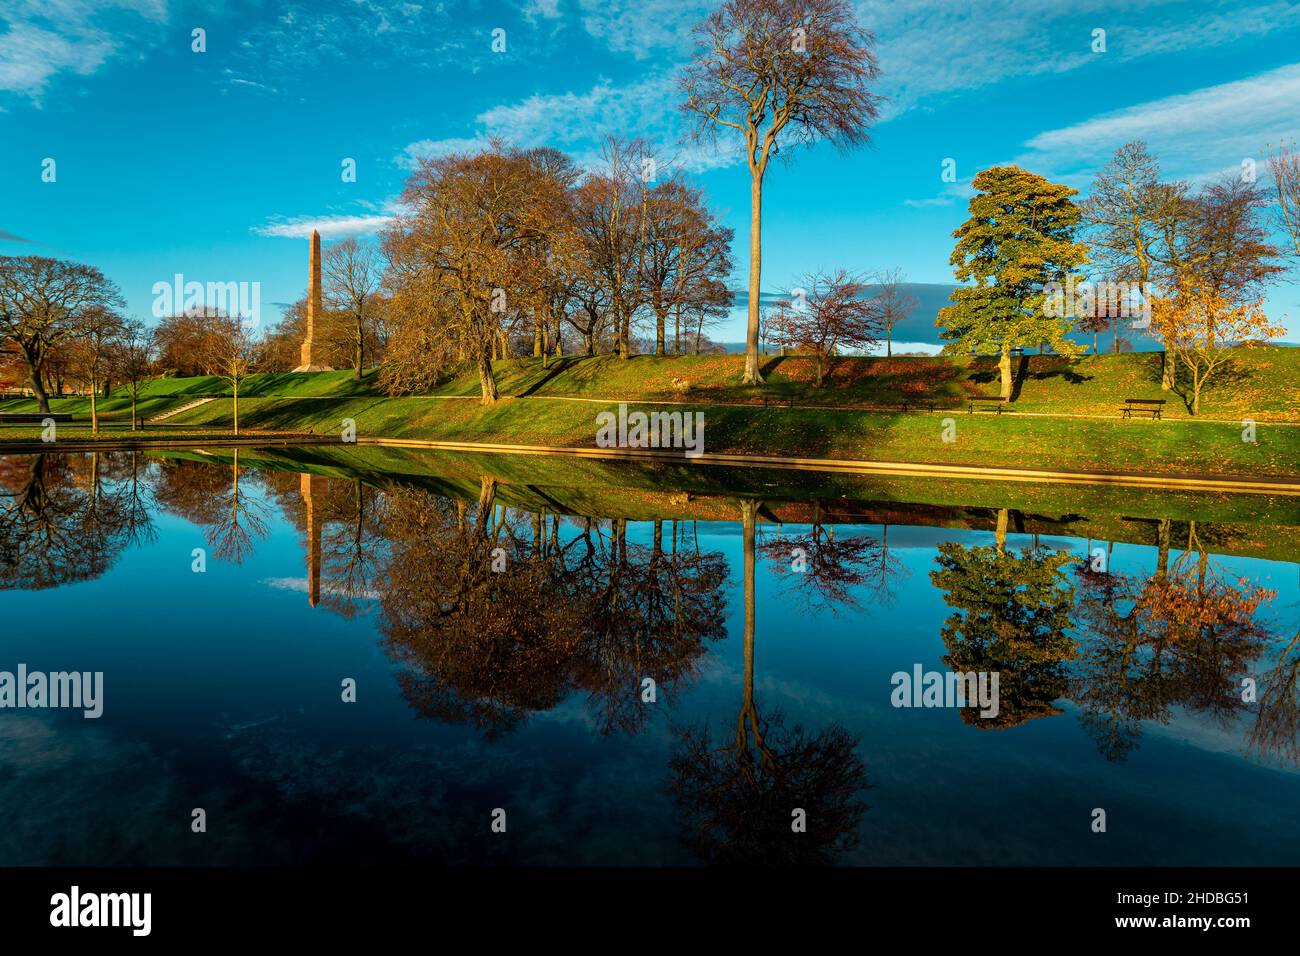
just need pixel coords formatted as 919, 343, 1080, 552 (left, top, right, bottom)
1, 459, 1298, 865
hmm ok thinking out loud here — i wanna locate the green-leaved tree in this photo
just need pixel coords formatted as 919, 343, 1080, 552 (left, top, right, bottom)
937, 166, 1089, 400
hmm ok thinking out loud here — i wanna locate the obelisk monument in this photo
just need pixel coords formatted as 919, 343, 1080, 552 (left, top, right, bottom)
294, 229, 333, 372
301, 472, 323, 608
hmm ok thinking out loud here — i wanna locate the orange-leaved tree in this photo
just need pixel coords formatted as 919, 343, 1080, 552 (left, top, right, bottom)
1148, 279, 1284, 415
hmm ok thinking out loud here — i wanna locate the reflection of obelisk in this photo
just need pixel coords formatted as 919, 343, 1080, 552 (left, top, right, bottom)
293, 229, 332, 372
302, 473, 323, 608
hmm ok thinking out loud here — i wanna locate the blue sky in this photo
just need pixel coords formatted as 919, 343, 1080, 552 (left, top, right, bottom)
2, 0, 1299, 344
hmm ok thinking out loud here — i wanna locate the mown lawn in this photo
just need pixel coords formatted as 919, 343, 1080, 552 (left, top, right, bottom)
157, 393, 1300, 481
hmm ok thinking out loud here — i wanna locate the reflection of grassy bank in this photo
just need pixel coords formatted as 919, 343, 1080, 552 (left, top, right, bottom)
137, 392, 1300, 483
153, 444, 1300, 564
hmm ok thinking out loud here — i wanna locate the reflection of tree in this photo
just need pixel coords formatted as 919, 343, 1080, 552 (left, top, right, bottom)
1249, 631, 1300, 766
378, 481, 729, 738
669, 500, 870, 865
1073, 522, 1276, 761
929, 542, 1077, 729
568, 516, 729, 734
0, 452, 153, 590
318, 478, 386, 619
756, 500, 902, 613
205, 450, 269, 564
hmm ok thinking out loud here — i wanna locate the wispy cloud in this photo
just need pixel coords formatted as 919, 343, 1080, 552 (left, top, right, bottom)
252, 213, 395, 239
1018, 62, 1300, 183
400, 74, 733, 173
0, 0, 167, 99
0, 229, 32, 243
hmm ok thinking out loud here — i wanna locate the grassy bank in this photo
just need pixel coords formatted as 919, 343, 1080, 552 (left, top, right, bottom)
2, 351, 1298, 480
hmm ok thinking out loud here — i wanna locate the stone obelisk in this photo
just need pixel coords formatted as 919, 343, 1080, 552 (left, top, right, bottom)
293, 229, 332, 372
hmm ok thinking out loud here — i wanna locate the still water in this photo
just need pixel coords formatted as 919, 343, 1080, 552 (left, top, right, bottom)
1, 447, 1298, 866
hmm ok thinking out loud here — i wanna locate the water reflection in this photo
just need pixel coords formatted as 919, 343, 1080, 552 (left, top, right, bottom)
1, 449, 1298, 865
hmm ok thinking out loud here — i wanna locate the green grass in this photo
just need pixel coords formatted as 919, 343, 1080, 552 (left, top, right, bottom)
3, 350, 1297, 479
152, 391, 1300, 481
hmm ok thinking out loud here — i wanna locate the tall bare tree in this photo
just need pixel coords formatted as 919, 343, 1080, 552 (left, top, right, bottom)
322, 237, 382, 380
680, 0, 881, 385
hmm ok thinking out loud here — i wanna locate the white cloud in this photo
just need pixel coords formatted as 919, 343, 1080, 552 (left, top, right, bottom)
862, 0, 1300, 118
0, 0, 167, 98
1019, 62, 1300, 182
252, 214, 395, 239
399, 74, 736, 173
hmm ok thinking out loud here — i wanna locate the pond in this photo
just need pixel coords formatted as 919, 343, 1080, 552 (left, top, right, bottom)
1, 446, 1298, 866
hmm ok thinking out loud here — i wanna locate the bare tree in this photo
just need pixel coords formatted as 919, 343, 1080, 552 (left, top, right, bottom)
680, 0, 881, 385
1268, 140, 1300, 263
112, 319, 155, 431
322, 238, 382, 380
869, 267, 916, 357
768, 268, 882, 385
71, 305, 126, 435
196, 313, 261, 434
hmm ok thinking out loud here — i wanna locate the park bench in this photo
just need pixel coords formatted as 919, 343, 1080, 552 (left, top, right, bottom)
0, 412, 72, 424
1121, 398, 1166, 420
897, 398, 937, 413
968, 399, 1009, 415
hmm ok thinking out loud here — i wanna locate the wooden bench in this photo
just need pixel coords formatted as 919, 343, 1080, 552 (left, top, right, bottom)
968, 399, 1009, 415
0, 412, 73, 424
897, 399, 937, 413
1121, 398, 1166, 420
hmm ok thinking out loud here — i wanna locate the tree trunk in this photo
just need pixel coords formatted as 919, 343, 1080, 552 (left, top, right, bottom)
743, 170, 765, 385
533, 315, 543, 358
478, 353, 499, 406
886, 323, 892, 357
1161, 351, 1174, 391
655, 307, 666, 356
999, 347, 1012, 401
131, 385, 138, 432
23, 351, 51, 414
233, 377, 240, 435
355, 316, 364, 380
995, 507, 1009, 554
90, 369, 99, 435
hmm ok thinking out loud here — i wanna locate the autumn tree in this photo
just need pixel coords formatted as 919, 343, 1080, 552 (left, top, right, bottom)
768, 269, 881, 385
1148, 279, 1284, 415
681, 0, 881, 385
383, 144, 575, 403
322, 237, 382, 380
574, 136, 652, 360
937, 166, 1089, 401
0, 256, 124, 413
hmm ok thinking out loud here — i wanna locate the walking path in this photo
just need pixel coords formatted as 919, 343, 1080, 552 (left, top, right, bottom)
359, 436, 1300, 497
